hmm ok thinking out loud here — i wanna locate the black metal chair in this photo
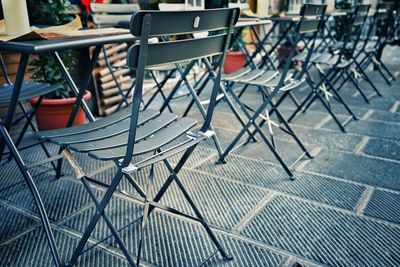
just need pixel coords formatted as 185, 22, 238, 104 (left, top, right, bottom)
28, 8, 238, 266
287, 4, 372, 132
216, 4, 326, 179
0, 53, 62, 165
356, 3, 397, 86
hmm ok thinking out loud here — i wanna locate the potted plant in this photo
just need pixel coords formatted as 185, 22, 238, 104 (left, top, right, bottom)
26, 0, 91, 131
224, 29, 247, 74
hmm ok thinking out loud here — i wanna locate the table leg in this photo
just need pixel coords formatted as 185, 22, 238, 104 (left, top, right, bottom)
0, 53, 29, 158
0, 52, 62, 266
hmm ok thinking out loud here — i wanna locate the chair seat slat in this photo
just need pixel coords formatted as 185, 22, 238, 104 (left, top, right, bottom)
247, 70, 280, 85
89, 117, 197, 160
65, 112, 178, 151
36, 108, 159, 139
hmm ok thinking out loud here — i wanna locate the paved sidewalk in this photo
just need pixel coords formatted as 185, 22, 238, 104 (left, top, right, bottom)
0, 46, 399, 266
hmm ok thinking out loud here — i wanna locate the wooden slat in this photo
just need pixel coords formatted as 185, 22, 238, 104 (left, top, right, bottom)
99, 59, 127, 76
102, 83, 132, 97
102, 92, 132, 105
101, 75, 132, 90
98, 43, 128, 60
98, 52, 127, 66
100, 69, 130, 83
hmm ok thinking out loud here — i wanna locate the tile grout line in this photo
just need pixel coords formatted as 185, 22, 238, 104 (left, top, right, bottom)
214, 148, 399, 190
294, 147, 323, 171
232, 191, 277, 233
355, 186, 375, 215
333, 146, 400, 164
73, 183, 327, 266
389, 100, 399, 113
313, 115, 332, 130
181, 167, 400, 229
361, 109, 374, 120
353, 136, 370, 155
187, 149, 218, 169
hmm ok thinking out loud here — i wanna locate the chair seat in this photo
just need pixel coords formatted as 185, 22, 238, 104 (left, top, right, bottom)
221, 67, 252, 81
247, 70, 279, 85
313, 52, 334, 64
262, 72, 293, 88
34, 108, 198, 161
230, 69, 265, 83
293, 51, 321, 62
314, 53, 352, 68
0, 82, 62, 103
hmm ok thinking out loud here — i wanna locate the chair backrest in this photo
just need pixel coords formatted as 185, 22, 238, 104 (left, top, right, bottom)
288, 4, 327, 80
374, 2, 395, 39
340, 4, 371, 56
121, 8, 239, 165
90, 3, 141, 27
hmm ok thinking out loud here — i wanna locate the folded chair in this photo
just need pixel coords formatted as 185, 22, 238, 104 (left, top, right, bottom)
0, 53, 62, 167
287, 5, 372, 132
27, 8, 238, 266
217, 4, 326, 179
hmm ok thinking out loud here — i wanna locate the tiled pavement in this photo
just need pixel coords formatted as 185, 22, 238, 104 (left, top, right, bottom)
0, 46, 399, 266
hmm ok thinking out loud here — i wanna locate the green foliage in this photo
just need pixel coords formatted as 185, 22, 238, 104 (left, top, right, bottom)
27, 0, 71, 26
334, 0, 362, 41
27, 0, 78, 99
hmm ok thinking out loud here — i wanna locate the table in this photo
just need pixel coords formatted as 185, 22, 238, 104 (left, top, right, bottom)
0, 32, 136, 267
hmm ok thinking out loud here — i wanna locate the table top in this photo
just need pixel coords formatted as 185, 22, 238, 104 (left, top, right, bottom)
0, 32, 136, 54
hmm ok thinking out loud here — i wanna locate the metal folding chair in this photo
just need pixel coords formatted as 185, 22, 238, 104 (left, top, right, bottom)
355, 3, 397, 86
287, 5, 373, 132
217, 4, 326, 180
22, 8, 239, 266
0, 53, 61, 167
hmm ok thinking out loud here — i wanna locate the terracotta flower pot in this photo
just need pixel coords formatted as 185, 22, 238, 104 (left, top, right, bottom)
224, 51, 246, 74
28, 90, 92, 131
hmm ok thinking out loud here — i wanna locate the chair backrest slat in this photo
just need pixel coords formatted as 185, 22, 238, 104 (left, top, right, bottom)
90, 3, 140, 27
127, 8, 239, 69
91, 3, 140, 13
356, 5, 370, 13
298, 19, 322, 33
130, 9, 238, 36
300, 4, 326, 16
127, 34, 226, 69
353, 15, 367, 25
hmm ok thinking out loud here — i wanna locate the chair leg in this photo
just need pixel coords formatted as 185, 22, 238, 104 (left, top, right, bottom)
136, 163, 155, 266
68, 169, 137, 267
314, 91, 346, 132
162, 159, 233, 260
80, 178, 138, 267
345, 69, 370, 103
287, 90, 316, 122
356, 62, 382, 97
270, 104, 313, 158
7, 101, 59, 173
145, 69, 174, 112
0, 121, 62, 267
378, 58, 396, 82
219, 89, 295, 179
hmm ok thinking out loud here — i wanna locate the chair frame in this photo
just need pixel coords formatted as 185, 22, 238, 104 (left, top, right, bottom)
216, 4, 326, 179
31, 8, 238, 266
287, 5, 372, 132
